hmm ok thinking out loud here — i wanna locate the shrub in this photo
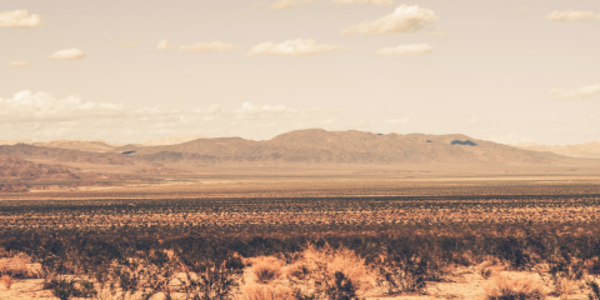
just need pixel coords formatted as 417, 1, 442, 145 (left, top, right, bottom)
586, 279, 600, 300
485, 275, 545, 300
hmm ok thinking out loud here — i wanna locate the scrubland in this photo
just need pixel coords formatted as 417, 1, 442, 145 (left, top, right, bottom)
1, 176, 600, 300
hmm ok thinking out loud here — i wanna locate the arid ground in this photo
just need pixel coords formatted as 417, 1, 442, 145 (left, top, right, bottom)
2, 169, 600, 300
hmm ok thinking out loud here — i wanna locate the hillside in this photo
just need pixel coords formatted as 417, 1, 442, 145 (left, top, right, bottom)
127, 129, 567, 165
515, 142, 600, 159
0, 156, 80, 180
0, 130, 583, 167
0, 144, 148, 165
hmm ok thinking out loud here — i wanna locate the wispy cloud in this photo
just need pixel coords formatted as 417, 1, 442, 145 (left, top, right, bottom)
0, 91, 342, 141
48, 48, 87, 60
8, 61, 32, 68
248, 39, 341, 56
546, 10, 600, 21
157, 40, 173, 50
550, 84, 600, 99
0, 10, 43, 28
342, 5, 438, 35
120, 42, 135, 48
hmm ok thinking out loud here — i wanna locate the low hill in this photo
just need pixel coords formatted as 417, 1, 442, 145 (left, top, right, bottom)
0, 156, 80, 180
0, 144, 148, 165
128, 129, 567, 165
515, 142, 600, 159
32, 140, 117, 153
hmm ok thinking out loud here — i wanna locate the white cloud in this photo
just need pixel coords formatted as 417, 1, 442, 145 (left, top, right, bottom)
549, 84, 600, 99
0, 91, 343, 141
157, 40, 173, 50
332, 0, 394, 5
179, 41, 235, 53
0, 91, 127, 121
248, 39, 341, 56
120, 42, 135, 48
48, 48, 86, 60
0, 10, 43, 28
546, 10, 600, 21
342, 5, 438, 35
384, 118, 410, 124
376, 44, 433, 55
8, 61, 32, 68
269, 0, 314, 10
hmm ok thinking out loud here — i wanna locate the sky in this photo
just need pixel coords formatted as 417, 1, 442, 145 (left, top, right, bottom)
1, 0, 599, 145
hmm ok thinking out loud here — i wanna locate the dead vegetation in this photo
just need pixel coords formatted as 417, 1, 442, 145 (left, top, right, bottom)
0, 181, 600, 299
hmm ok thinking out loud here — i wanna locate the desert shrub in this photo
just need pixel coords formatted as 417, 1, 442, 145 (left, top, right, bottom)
485, 275, 545, 300
177, 255, 244, 300
0, 252, 40, 278
324, 271, 360, 300
586, 279, 600, 300
286, 243, 375, 298
245, 256, 285, 284
1, 274, 14, 289
373, 244, 445, 295
538, 258, 584, 297
242, 284, 294, 300
44, 276, 97, 300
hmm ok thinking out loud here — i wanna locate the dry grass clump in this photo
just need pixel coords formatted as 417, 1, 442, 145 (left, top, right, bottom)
485, 275, 546, 300
240, 284, 294, 300
287, 243, 375, 295
0, 252, 40, 278
479, 257, 507, 280
245, 256, 285, 284
1, 274, 14, 290
237, 244, 375, 300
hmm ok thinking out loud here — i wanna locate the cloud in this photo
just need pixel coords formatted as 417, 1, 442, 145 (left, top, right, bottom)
179, 41, 235, 53
0, 10, 43, 28
248, 39, 341, 56
546, 10, 600, 21
269, 0, 314, 10
342, 5, 438, 35
518, 8, 528, 13
8, 61, 32, 68
333, 0, 394, 5
376, 44, 433, 55
48, 48, 87, 60
120, 42, 135, 48
0, 91, 127, 121
157, 40, 173, 50
549, 84, 600, 99
0, 91, 342, 141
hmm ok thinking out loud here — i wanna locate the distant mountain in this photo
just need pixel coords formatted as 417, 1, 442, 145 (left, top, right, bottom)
126, 129, 567, 165
0, 139, 34, 146
32, 140, 117, 153
0, 156, 80, 180
0, 130, 582, 166
0, 144, 148, 165
138, 134, 206, 146
515, 142, 600, 159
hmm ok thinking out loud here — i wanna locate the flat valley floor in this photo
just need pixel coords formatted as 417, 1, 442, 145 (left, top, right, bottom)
1, 170, 600, 300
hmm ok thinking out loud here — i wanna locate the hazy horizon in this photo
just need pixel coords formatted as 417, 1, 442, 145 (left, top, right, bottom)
2, 0, 599, 145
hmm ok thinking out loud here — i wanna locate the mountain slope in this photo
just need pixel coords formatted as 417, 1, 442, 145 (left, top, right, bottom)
515, 142, 600, 159
0, 156, 80, 180
128, 129, 566, 165
0, 144, 147, 165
